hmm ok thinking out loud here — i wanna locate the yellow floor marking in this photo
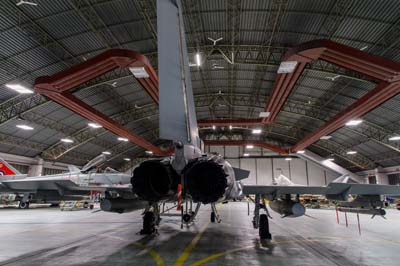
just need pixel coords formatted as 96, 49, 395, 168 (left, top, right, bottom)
133, 242, 165, 266
174, 222, 209, 266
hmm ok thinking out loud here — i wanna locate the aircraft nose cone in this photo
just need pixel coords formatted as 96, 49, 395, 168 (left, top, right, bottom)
292, 203, 306, 217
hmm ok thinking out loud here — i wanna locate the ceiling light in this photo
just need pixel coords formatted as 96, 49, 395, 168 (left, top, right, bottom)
229, 125, 232, 130
389, 136, 400, 141
124, 158, 131, 161
285, 157, 292, 161
320, 135, 332, 140
88, 122, 102, 128
346, 151, 357, 155
6, 83, 33, 94
259, 111, 270, 118
246, 145, 254, 149
102, 151, 111, 155
277, 61, 298, 73
212, 125, 216, 130
117, 137, 129, 142
195, 52, 201, 66
129, 67, 149, 78
360, 46, 368, 51
345, 119, 363, 126
252, 129, 262, 134
243, 153, 250, 157
16, 0, 38, 6
145, 150, 154, 155
296, 150, 305, 154
16, 124, 33, 130
61, 138, 74, 143
110, 82, 118, 87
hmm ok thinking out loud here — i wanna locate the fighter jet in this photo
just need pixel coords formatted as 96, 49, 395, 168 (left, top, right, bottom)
90, 0, 400, 240
0, 154, 132, 208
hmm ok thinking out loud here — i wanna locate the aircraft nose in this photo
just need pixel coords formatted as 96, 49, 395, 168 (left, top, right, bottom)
292, 203, 306, 217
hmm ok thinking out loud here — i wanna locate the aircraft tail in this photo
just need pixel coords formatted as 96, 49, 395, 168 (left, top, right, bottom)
0, 158, 22, 176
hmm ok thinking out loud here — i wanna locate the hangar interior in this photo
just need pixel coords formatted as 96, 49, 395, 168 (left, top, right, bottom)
1, 0, 400, 265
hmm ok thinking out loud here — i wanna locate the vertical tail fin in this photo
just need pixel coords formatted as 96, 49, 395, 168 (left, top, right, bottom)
157, 0, 200, 148
0, 158, 22, 176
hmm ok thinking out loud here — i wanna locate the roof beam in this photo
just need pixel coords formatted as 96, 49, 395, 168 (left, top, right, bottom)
203, 140, 289, 155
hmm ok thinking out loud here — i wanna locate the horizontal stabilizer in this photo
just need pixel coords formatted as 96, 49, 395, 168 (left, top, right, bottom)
233, 167, 250, 180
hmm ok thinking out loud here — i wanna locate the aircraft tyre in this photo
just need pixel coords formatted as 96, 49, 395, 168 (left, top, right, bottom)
18, 201, 30, 209
140, 211, 156, 235
259, 214, 271, 239
211, 212, 216, 223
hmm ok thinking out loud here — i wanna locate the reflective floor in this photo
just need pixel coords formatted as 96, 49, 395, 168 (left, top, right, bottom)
0, 202, 399, 266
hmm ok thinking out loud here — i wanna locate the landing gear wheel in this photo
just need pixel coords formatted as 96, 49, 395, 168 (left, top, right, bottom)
211, 212, 216, 223
259, 214, 271, 239
140, 211, 156, 235
18, 201, 30, 209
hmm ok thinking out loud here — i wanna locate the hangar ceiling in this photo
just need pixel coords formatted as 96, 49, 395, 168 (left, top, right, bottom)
1, 0, 400, 172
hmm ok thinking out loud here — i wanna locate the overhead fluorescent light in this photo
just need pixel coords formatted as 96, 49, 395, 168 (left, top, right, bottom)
345, 119, 363, 126
212, 125, 216, 130
195, 53, 201, 66
16, 124, 33, 130
277, 61, 298, 73
243, 153, 250, 157
88, 122, 102, 128
346, 150, 357, 155
389, 136, 400, 141
16, 0, 38, 6
320, 135, 332, 140
6, 83, 33, 94
129, 67, 149, 78
61, 138, 74, 143
296, 150, 305, 154
252, 129, 262, 134
117, 137, 129, 142
285, 157, 292, 161
145, 150, 154, 155
259, 111, 270, 118
229, 125, 232, 130
102, 151, 111, 155
124, 158, 131, 161
360, 46, 368, 51
246, 145, 254, 149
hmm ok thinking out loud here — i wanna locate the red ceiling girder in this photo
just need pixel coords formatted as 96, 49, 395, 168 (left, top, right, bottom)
35, 49, 167, 155
203, 140, 289, 155
198, 118, 262, 127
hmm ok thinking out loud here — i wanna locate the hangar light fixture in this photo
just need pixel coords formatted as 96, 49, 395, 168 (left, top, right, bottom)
102, 151, 111, 155
252, 129, 262, 134
16, 124, 33, 130
145, 150, 153, 155
320, 135, 332, 140
88, 122, 102, 128
129, 67, 149, 78
246, 145, 254, 149
229, 125, 233, 130
212, 125, 216, 130
277, 61, 297, 73
346, 150, 357, 155
285, 157, 292, 161
6, 83, 33, 94
124, 158, 131, 161
259, 111, 270, 118
389, 136, 400, 141
243, 153, 250, 157
296, 150, 305, 154
195, 52, 201, 66
345, 119, 363, 126
61, 138, 74, 143
16, 0, 38, 6
117, 137, 129, 142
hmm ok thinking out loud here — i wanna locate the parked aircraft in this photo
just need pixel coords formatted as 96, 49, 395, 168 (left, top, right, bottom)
94, 0, 400, 240
0, 155, 132, 208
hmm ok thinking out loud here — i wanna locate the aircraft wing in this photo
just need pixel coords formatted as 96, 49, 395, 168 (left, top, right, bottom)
1, 177, 79, 192
243, 183, 400, 196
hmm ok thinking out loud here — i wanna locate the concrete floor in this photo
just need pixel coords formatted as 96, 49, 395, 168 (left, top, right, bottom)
0, 202, 399, 266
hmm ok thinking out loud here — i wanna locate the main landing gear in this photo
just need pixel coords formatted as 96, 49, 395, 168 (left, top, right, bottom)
250, 194, 272, 239
140, 204, 161, 235
210, 203, 221, 223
